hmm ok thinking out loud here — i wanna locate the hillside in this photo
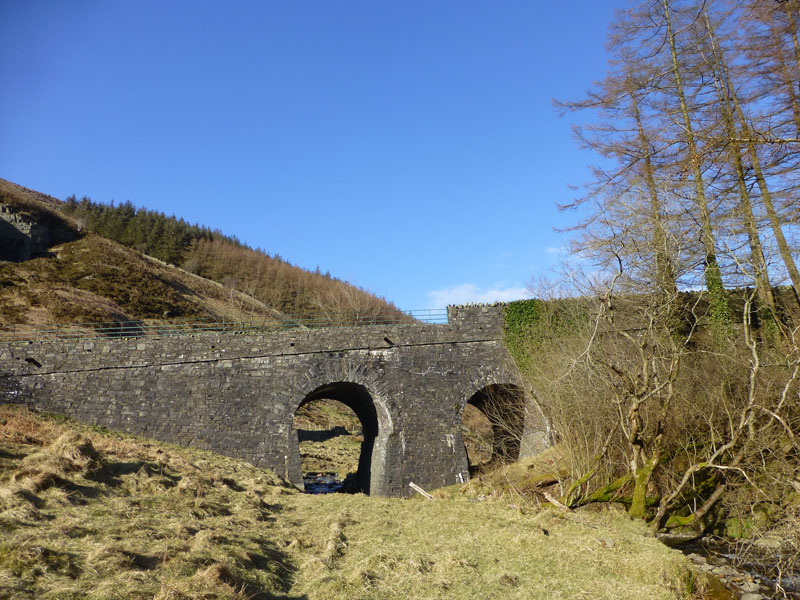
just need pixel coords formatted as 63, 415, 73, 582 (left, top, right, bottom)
0, 179, 407, 330
0, 405, 712, 600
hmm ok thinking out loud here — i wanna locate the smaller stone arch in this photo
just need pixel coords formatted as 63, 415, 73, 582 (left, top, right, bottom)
456, 369, 552, 476
463, 383, 528, 466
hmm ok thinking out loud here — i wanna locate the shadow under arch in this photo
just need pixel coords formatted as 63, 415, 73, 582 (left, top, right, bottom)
462, 383, 528, 469
294, 381, 384, 495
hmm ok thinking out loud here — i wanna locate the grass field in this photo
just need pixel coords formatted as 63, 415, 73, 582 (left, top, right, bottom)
0, 405, 723, 600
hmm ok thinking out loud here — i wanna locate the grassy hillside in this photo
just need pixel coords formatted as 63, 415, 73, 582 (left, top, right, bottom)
0, 406, 717, 600
0, 233, 287, 328
57, 189, 406, 323
0, 178, 407, 328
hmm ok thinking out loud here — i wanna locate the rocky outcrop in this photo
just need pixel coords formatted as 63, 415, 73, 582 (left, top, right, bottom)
0, 204, 77, 262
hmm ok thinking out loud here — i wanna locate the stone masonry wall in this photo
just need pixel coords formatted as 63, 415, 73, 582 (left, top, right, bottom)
0, 305, 549, 497
0, 205, 44, 262
446, 303, 505, 334
0, 203, 76, 262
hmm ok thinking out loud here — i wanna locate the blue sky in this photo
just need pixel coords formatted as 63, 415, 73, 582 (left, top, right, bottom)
1, 1, 625, 309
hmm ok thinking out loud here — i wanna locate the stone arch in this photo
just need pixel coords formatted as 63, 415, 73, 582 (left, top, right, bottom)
463, 383, 527, 465
286, 355, 395, 496
456, 368, 551, 471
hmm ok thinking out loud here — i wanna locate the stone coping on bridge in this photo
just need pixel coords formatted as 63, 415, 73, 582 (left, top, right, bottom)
0, 303, 508, 344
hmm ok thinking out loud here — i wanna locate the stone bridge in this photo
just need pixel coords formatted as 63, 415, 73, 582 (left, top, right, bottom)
0, 305, 550, 497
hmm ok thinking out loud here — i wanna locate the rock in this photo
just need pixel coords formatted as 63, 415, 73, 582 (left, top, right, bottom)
739, 594, 764, 600
712, 565, 738, 577
687, 552, 707, 563
737, 581, 761, 593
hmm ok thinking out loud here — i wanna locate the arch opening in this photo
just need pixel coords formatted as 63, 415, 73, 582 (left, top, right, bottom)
293, 382, 379, 494
462, 384, 527, 474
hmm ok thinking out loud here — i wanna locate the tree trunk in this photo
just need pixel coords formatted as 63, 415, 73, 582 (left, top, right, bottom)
629, 455, 658, 520
630, 87, 677, 298
771, 16, 800, 136
663, 0, 729, 328
728, 66, 800, 307
705, 13, 776, 319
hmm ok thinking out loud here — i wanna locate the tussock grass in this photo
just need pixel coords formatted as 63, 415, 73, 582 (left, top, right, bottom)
0, 406, 294, 599
0, 406, 710, 599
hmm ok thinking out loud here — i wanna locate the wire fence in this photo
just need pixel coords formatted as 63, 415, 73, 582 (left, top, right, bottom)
0, 309, 449, 343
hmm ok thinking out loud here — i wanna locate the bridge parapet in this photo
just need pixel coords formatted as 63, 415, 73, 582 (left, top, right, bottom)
0, 314, 505, 378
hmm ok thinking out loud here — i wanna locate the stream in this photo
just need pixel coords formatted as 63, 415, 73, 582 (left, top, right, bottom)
303, 473, 344, 494
672, 537, 799, 599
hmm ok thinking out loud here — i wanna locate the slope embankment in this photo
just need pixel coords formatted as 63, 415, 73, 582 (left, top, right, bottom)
0, 405, 721, 600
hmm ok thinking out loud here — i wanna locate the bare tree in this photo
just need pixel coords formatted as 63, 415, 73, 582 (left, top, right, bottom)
538, 2, 800, 562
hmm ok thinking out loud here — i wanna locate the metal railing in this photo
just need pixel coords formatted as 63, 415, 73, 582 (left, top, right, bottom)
0, 308, 449, 343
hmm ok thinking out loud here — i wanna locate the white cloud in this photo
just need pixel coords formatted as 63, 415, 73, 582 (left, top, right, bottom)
427, 283, 531, 308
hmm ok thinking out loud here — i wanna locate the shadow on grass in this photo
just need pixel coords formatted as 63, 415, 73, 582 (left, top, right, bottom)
0, 448, 27, 461
88, 460, 181, 488
297, 426, 354, 443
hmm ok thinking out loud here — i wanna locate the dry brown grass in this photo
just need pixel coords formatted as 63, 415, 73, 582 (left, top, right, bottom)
294, 400, 362, 479
1, 178, 412, 329
0, 179, 80, 230
298, 435, 362, 480
285, 493, 699, 600
461, 403, 494, 468
0, 406, 712, 599
0, 406, 294, 599
0, 233, 291, 328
